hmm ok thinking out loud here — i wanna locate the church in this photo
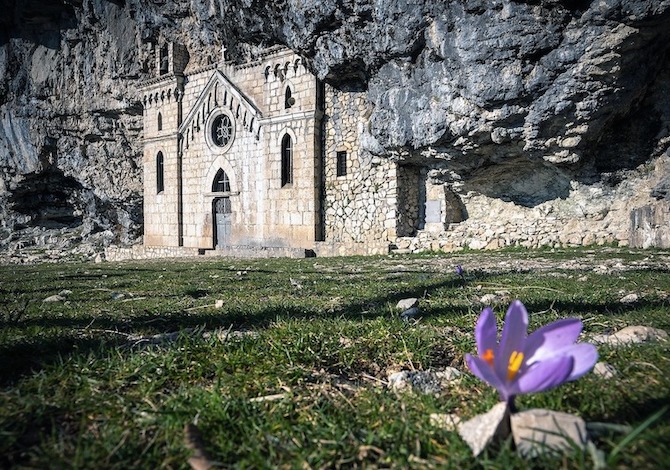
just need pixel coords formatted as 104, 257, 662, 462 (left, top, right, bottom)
139, 42, 446, 257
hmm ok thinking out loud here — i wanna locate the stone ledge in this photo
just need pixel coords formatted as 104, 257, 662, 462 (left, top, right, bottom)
105, 244, 315, 261
105, 245, 202, 261
205, 245, 313, 258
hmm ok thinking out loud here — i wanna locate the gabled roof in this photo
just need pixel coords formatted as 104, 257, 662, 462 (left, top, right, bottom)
179, 69, 263, 137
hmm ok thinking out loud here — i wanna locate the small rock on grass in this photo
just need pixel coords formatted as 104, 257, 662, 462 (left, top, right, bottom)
479, 292, 509, 305
396, 298, 419, 310
619, 293, 639, 304
479, 293, 499, 305
43, 294, 65, 302
400, 306, 420, 321
458, 402, 511, 457
593, 361, 618, 379
591, 325, 668, 346
184, 423, 215, 470
387, 368, 461, 395
511, 409, 589, 458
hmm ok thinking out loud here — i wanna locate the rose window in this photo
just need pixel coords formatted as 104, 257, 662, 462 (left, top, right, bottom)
211, 115, 233, 147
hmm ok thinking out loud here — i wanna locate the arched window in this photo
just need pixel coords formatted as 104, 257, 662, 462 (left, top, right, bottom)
159, 45, 169, 75
284, 86, 294, 109
157, 112, 162, 131
212, 169, 231, 193
156, 152, 164, 194
281, 134, 293, 187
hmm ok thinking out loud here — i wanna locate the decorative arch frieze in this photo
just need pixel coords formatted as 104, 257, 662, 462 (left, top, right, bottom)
264, 58, 304, 83
178, 70, 263, 150
142, 85, 181, 109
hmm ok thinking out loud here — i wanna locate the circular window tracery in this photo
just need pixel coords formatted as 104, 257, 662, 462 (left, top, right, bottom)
211, 114, 233, 147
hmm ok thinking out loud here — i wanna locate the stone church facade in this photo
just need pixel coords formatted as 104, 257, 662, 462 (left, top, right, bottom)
138, 43, 404, 257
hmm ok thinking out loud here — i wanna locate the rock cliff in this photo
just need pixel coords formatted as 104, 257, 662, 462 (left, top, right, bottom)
1, 0, 670, 261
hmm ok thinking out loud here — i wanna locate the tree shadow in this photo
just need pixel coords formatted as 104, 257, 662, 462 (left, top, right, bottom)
2, 265, 668, 386
0, 270, 486, 386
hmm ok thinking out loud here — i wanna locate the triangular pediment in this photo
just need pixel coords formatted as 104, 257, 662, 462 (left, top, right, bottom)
179, 69, 263, 142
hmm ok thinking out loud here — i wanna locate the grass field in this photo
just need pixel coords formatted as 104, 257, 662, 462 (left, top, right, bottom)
1, 248, 669, 468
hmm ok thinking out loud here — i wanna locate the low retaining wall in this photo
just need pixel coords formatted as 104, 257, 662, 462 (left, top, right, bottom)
105, 245, 202, 261
105, 244, 314, 261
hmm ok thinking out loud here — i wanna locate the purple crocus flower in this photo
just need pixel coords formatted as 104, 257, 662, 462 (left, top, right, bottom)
456, 265, 464, 277
465, 300, 598, 405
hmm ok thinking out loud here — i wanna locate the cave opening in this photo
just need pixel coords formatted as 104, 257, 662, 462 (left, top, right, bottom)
9, 168, 84, 229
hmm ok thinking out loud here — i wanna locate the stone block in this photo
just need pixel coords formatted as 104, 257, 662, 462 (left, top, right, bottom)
511, 409, 588, 458
458, 402, 511, 457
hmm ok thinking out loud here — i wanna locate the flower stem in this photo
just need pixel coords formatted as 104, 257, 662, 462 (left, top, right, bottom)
507, 396, 517, 413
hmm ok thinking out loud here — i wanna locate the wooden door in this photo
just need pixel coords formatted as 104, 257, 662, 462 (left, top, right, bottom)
214, 197, 232, 248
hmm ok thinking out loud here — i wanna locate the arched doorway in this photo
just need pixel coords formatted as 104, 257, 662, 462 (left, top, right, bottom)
212, 169, 232, 248
213, 197, 232, 248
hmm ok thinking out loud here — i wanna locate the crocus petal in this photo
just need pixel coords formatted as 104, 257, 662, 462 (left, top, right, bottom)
475, 307, 498, 357
560, 343, 598, 381
511, 355, 574, 396
524, 318, 583, 365
465, 353, 510, 399
495, 300, 528, 380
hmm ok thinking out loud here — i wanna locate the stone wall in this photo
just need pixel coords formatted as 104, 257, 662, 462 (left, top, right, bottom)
105, 244, 201, 261
630, 203, 670, 249
391, 162, 670, 253
104, 243, 309, 261
260, 51, 321, 247
142, 71, 183, 247
321, 86, 397, 252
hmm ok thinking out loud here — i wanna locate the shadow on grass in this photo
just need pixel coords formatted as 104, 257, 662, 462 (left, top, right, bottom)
0, 273, 478, 385
0, 336, 128, 387
611, 396, 670, 425
2, 269, 669, 386
1, 269, 479, 327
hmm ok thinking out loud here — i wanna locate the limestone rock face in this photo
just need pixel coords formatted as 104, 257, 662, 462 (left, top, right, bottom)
2, 0, 670, 260
1, 0, 150, 259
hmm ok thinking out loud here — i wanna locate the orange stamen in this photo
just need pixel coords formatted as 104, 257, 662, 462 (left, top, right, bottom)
507, 351, 524, 381
482, 348, 495, 365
